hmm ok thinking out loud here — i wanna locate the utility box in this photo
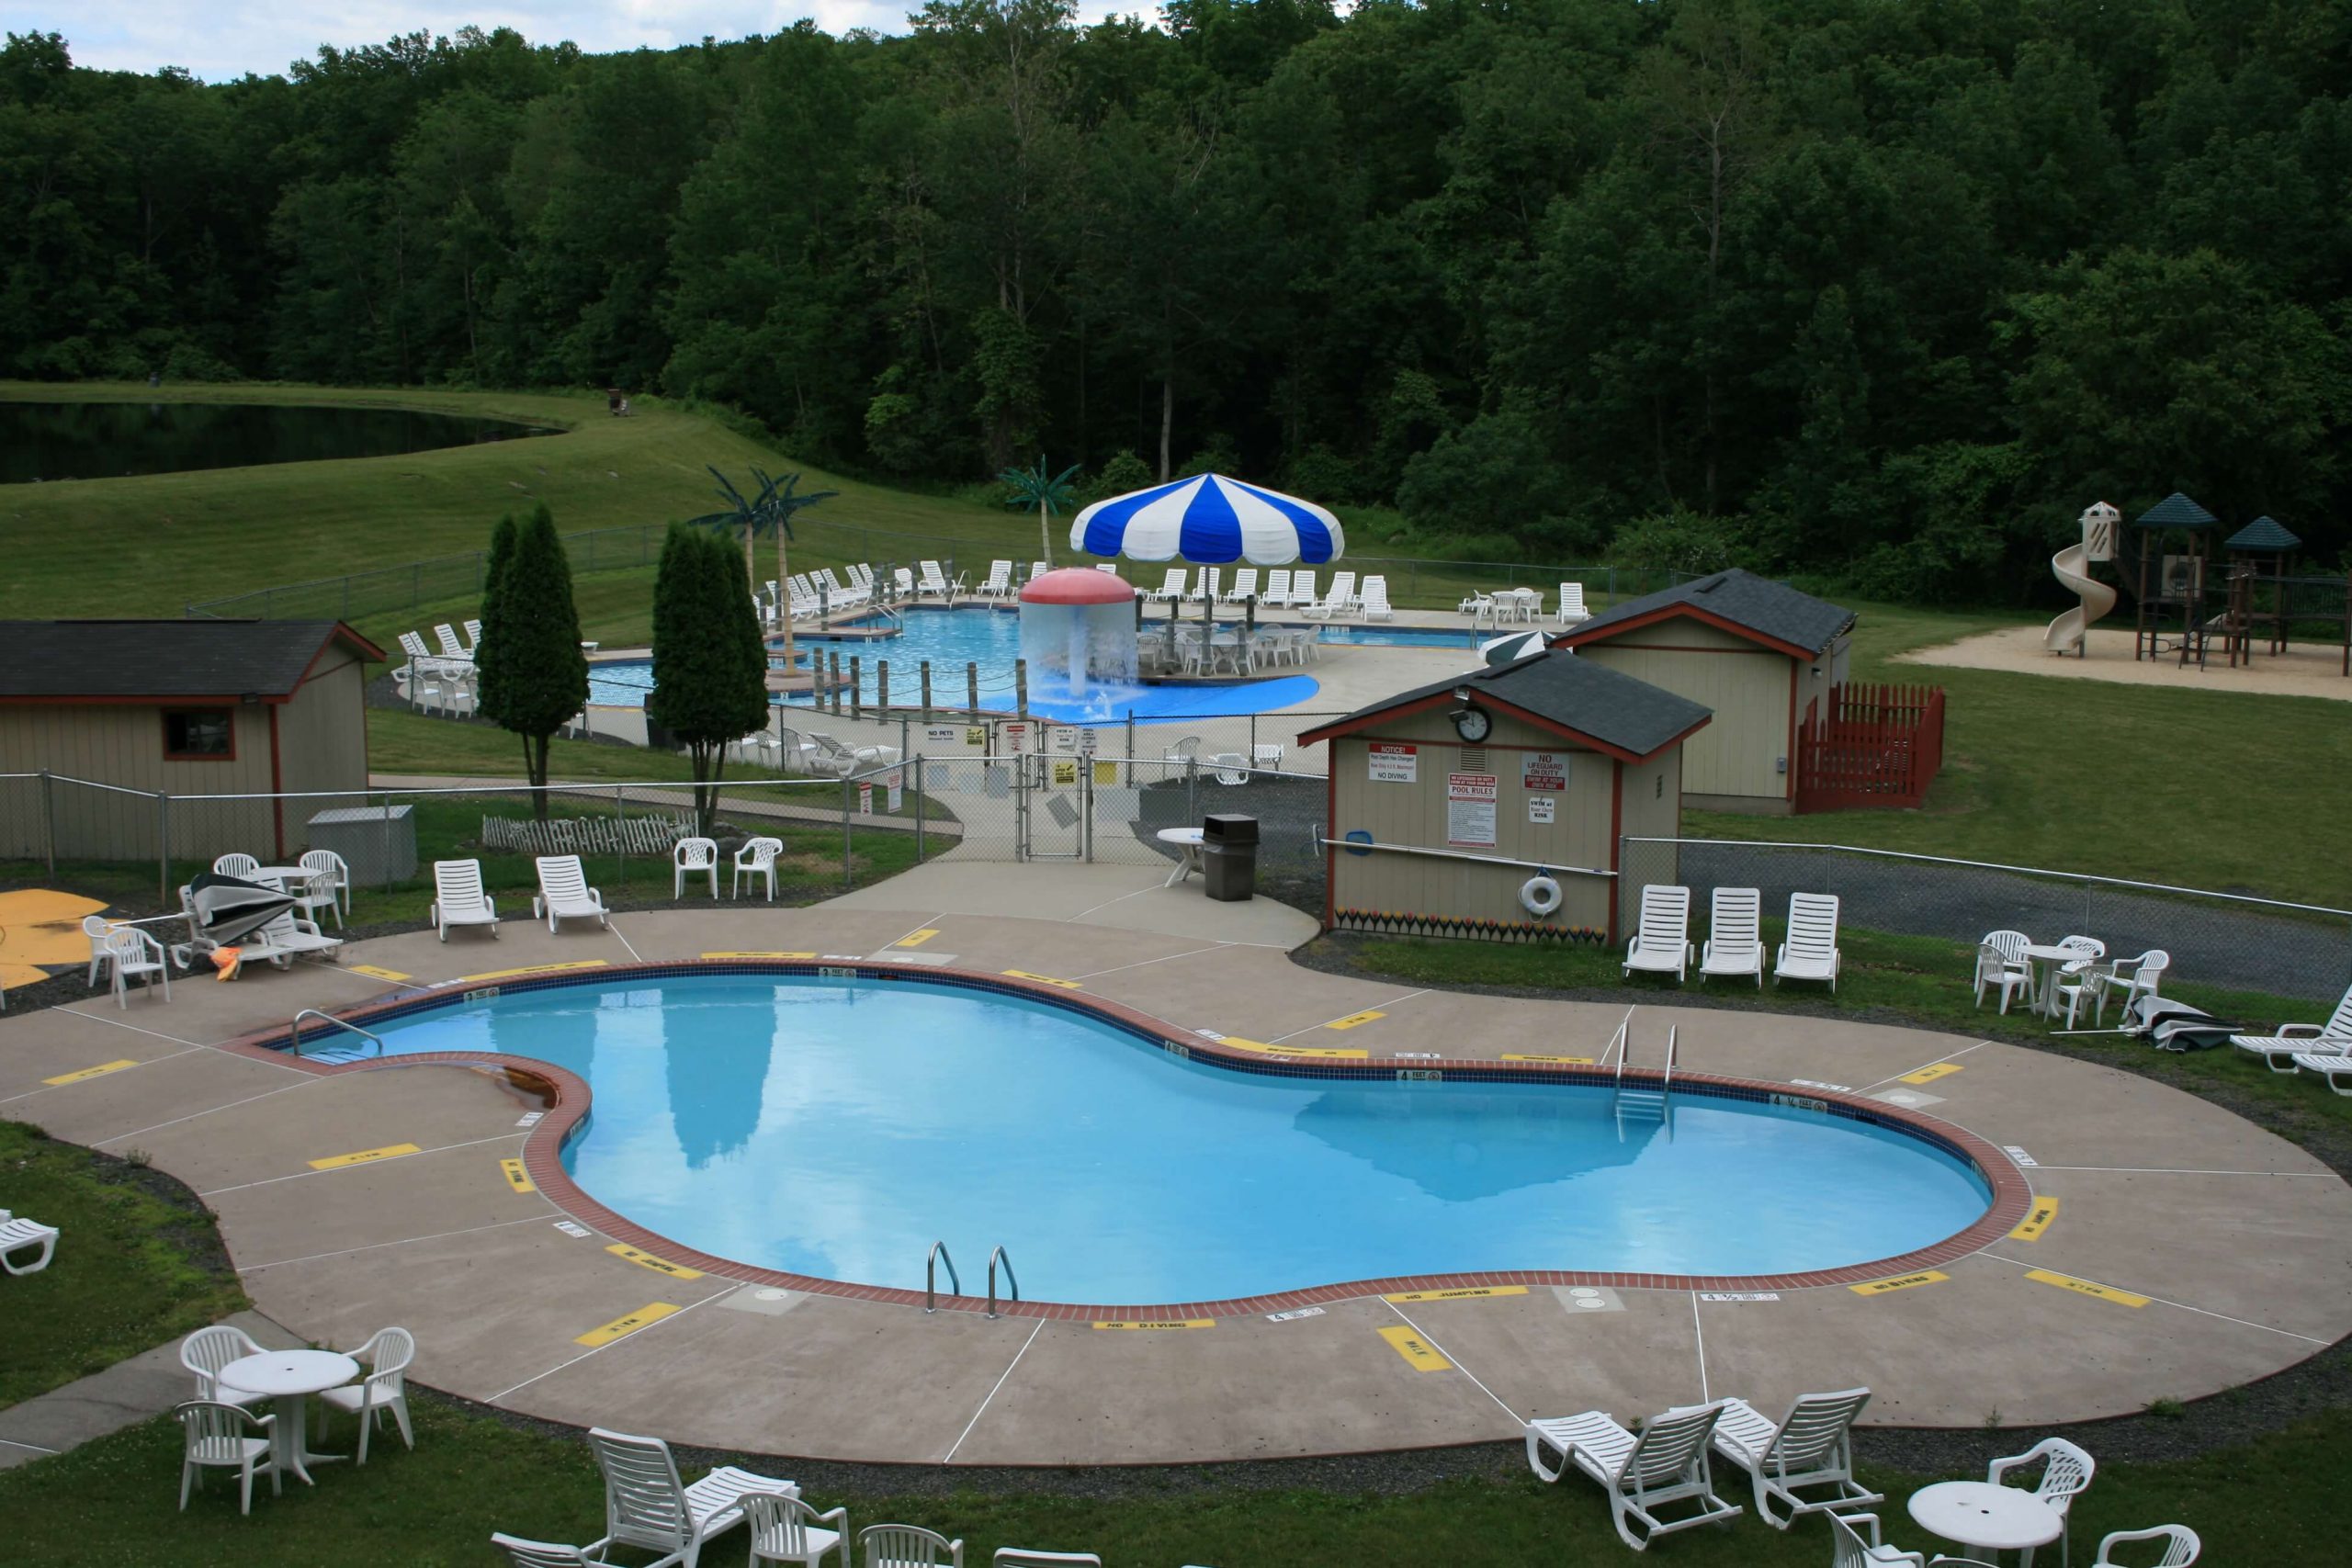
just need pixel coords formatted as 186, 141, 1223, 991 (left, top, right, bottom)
307, 804, 416, 886
1202, 813, 1259, 901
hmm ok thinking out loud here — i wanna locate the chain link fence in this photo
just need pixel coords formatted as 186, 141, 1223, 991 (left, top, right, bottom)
1617, 837, 2352, 1003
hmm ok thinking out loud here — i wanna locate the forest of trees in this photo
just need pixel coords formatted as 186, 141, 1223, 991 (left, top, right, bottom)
4, 1, 2348, 601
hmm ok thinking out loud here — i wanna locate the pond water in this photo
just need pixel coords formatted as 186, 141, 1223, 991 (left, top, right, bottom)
0, 401, 559, 484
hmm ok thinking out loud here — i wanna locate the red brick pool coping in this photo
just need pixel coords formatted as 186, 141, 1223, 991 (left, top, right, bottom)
214, 958, 2033, 1319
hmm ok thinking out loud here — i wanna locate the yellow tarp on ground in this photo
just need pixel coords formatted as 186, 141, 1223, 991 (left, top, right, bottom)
0, 888, 111, 990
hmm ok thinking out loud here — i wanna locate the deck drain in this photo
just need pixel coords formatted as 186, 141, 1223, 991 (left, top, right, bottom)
1553, 1285, 1624, 1314
1871, 1089, 1945, 1109
719, 1286, 806, 1318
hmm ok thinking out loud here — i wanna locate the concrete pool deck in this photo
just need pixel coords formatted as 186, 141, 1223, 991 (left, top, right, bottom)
4, 888, 2347, 1465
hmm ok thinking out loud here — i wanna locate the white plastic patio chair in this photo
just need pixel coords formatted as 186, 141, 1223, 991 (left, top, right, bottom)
1700, 886, 1765, 987
585, 1425, 797, 1568
2091, 1525, 2199, 1566
106, 924, 171, 1008
743, 1492, 850, 1567
2231, 984, 2352, 1068
1558, 581, 1591, 626
315, 1325, 414, 1464
1360, 575, 1395, 621
84, 913, 119, 988
2092, 950, 2167, 1022
991, 1553, 1101, 1567
431, 859, 500, 942
734, 837, 784, 900
1774, 892, 1843, 991
175, 1400, 279, 1514
1623, 884, 1694, 983
674, 837, 719, 899
1974, 930, 2033, 1012
861, 1523, 966, 1566
212, 852, 262, 879
1223, 568, 1259, 604
0, 1212, 60, 1274
1523, 1399, 1742, 1550
1285, 569, 1317, 608
774, 727, 826, 774
1830, 1512, 1928, 1566
1988, 1437, 2095, 1568
1209, 752, 1250, 785
534, 855, 610, 932
1707, 1387, 1879, 1528
298, 848, 352, 926
181, 1324, 269, 1406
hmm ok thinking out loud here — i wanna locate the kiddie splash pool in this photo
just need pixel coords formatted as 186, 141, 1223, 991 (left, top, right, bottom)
322, 970, 1996, 1305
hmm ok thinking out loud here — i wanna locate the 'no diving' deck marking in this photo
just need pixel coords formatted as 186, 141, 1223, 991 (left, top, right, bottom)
2009, 1196, 2060, 1241
702, 951, 818, 961
499, 1158, 535, 1194
1093, 1319, 1214, 1330
308, 1143, 421, 1170
895, 930, 940, 948
349, 964, 412, 981
1383, 1286, 1527, 1303
1325, 1010, 1386, 1031
1002, 970, 1082, 988
575, 1303, 680, 1347
43, 1058, 138, 1086
606, 1244, 705, 1280
1376, 1325, 1453, 1370
1501, 1054, 1596, 1065
1850, 1269, 1949, 1296
1219, 1036, 1369, 1061
1899, 1064, 1964, 1085
454, 961, 606, 985
2026, 1268, 2147, 1307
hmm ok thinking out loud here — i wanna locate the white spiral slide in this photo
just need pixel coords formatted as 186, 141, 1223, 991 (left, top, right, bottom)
2046, 503, 2121, 655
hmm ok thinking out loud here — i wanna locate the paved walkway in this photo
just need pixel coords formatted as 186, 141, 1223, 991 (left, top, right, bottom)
0, 1311, 301, 1471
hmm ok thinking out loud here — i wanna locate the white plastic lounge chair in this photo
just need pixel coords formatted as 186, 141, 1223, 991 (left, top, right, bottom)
1094, 562, 1121, 576
1700, 886, 1765, 987
1026, 559, 1048, 583
397, 630, 435, 673
1360, 575, 1395, 621
742, 1492, 849, 1567
298, 849, 352, 927
1302, 570, 1356, 619
106, 924, 171, 1008
1830, 1512, 1928, 1567
1623, 884, 1694, 983
534, 855, 610, 932
242, 910, 342, 969
1284, 569, 1317, 608
861, 1524, 966, 1566
1460, 591, 1496, 619
734, 837, 783, 900
1145, 568, 1187, 604
434, 624, 469, 660
1988, 1437, 2095, 1568
182, 1325, 269, 1407
492, 1536, 613, 1568
1558, 582, 1591, 626
917, 561, 954, 601
2091, 950, 2167, 1022
0, 1212, 60, 1274
431, 859, 500, 942
976, 560, 1012, 600
212, 852, 261, 878
808, 731, 900, 776
1222, 568, 1259, 604
175, 1400, 279, 1514
463, 617, 483, 651
1974, 930, 2033, 1012
991, 1553, 1101, 1568
1523, 1400, 1742, 1550
315, 1325, 414, 1464
1774, 892, 1842, 991
1262, 569, 1292, 607
2091, 1525, 2199, 1566
673, 837, 719, 899
584, 1425, 797, 1568
2290, 1052, 2352, 1095
1707, 1387, 1878, 1528
2232, 984, 2352, 1068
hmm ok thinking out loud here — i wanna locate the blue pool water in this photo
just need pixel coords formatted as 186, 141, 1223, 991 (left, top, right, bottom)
357, 976, 1991, 1303
1310, 624, 1487, 648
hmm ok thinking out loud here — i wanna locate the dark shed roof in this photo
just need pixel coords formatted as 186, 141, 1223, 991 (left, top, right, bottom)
1297, 649, 1712, 763
2225, 516, 2301, 553
1554, 568, 1853, 658
2135, 492, 2219, 529
0, 621, 383, 702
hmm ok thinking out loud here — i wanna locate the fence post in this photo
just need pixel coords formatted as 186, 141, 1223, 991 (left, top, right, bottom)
616, 784, 628, 897
842, 779, 854, 889
155, 789, 170, 908
379, 792, 396, 890
920, 660, 933, 721
877, 659, 889, 713
1015, 659, 1028, 718
967, 661, 979, 716
1126, 714, 1136, 787
914, 756, 926, 864
39, 769, 55, 879
850, 657, 863, 719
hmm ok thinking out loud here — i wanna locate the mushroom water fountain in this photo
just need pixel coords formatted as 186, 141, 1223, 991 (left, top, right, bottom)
1019, 568, 1139, 717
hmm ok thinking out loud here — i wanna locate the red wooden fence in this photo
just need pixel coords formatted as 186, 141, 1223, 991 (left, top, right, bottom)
1792, 681, 1946, 812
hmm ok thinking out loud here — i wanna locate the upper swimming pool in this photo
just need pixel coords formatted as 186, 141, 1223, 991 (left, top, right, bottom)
332, 972, 1994, 1304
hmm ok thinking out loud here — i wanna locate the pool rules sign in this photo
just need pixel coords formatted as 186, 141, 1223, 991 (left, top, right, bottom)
1447, 772, 1498, 847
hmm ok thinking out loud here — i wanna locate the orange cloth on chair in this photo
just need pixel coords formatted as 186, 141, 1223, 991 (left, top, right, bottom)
209, 946, 243, 981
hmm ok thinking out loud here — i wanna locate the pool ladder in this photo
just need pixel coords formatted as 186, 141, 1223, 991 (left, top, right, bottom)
924, 1242, 1022, 1319
1612, 1021, 1676, 1124
289, 1009, 382, 1063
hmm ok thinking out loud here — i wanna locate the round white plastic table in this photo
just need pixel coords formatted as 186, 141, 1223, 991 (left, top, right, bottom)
2018, 943, 2087, 1017
1158, 828, 1205, 887
1908, 1480, 2062, 1564
218, 1349, 359, 1485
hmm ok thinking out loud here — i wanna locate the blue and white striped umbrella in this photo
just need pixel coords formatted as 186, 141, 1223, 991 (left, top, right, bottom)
1069, 474, 1345, 564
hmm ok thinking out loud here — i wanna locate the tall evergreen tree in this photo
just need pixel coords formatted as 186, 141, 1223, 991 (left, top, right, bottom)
476, 503, 588, 818
471, 512, 519, 722
645, 524, 770, 835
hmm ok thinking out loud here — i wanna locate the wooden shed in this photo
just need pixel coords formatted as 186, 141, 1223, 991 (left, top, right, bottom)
1298, 649, 1710, 945
1553, 569, 1855, 814
0, 620, 381, 861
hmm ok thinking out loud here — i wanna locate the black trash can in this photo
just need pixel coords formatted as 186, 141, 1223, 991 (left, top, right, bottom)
1202, 813, 1259, 902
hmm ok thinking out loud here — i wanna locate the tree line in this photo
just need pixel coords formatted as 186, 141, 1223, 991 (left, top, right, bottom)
5, 2, 2349, 601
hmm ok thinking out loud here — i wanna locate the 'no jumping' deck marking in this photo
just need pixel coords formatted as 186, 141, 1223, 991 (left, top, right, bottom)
1002, 970, 1082, 989
2009, 1196, 2060, 1241
2026, 1268, 2148, 1307
499, 1158, 535, 1194
1850, 1269, 1949, 1296
1501, 1054, 1595, 1065
308, 1143, 422, 1170
605, 1244, 705, 1280
702, 951, 819, 960
1092, 1319, 1214, 1331
349, 964, 412, 981
1383, 1286, 1527, 1303
1218, 1036, 1368, 1061
452, 961, 607, 985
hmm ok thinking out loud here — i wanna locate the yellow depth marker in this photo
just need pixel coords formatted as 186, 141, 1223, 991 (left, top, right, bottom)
1849, 1269, 1950, 1297
894, 930, 940, 948
1002, 970, 1082, 989
42, 1058, 139, 1086
2009, 1196, 2060, 1241
605, 1244, 705, 1280
575, 1302, 680, 1348
2026, 1269, 2148, 1308
499, 1158, 535, 1194
349, 964, 412, 981
1376, 1325, 1453, 1371
1501, 1054, 1595, 1065
702, 951, 818, 961
1383, 1286, 1528, 1303
454, 960, 607, 985
1218, 1036, 1369, 1061
1092, 1319, 1215, 1331
1899, 1063, 1963, 1085
1325, 1010, 1387, 1031
308, 1142, 422, 1171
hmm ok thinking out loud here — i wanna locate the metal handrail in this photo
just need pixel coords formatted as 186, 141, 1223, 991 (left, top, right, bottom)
987, 1246, 1020, 1319
925, 1242, 960, 1313
289, 1009, 382, 1059
1661, 1024, 1679, 1105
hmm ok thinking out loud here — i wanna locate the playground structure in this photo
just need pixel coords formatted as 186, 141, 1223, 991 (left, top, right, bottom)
2044, 502, 2120, 656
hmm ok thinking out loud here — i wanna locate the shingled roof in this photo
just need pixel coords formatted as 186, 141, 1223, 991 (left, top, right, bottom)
2135, 492, 2219, 530
1554, 568, 1853, 659
0, 621, 383, 701
1296, 648, 1712, 762
2225, 515, 2301, 554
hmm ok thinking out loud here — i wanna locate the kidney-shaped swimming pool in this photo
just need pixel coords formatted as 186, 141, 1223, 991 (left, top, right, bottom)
331, 972, 1993, 1304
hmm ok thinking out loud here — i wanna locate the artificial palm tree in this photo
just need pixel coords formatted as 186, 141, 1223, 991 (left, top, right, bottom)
999, 456, 1082, 571
688, 467, 837, 675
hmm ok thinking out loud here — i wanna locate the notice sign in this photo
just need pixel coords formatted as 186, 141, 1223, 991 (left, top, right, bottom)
964, 726, 986, 747
885, 769, 905, 811
1447, 772, 1498, 847
1367, 742, 1419, 784
926, 725, 957, 743
1051, 727, 1079, 753
1080, 727, 1099, 756
1521, 751, 1569, 792
1003, 722, 1028, 753
1528, 795, 1555, 825
1050, 758, 1080, 786
856, 782, 875, 814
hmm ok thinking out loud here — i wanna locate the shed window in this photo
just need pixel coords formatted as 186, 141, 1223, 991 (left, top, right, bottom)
163, 708, 235, 760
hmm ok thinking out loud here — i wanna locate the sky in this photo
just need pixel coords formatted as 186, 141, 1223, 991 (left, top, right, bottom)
0, 3, 1140, 80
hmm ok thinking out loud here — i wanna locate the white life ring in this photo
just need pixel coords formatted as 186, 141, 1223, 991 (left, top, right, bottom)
1519, 874, 1564, 918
